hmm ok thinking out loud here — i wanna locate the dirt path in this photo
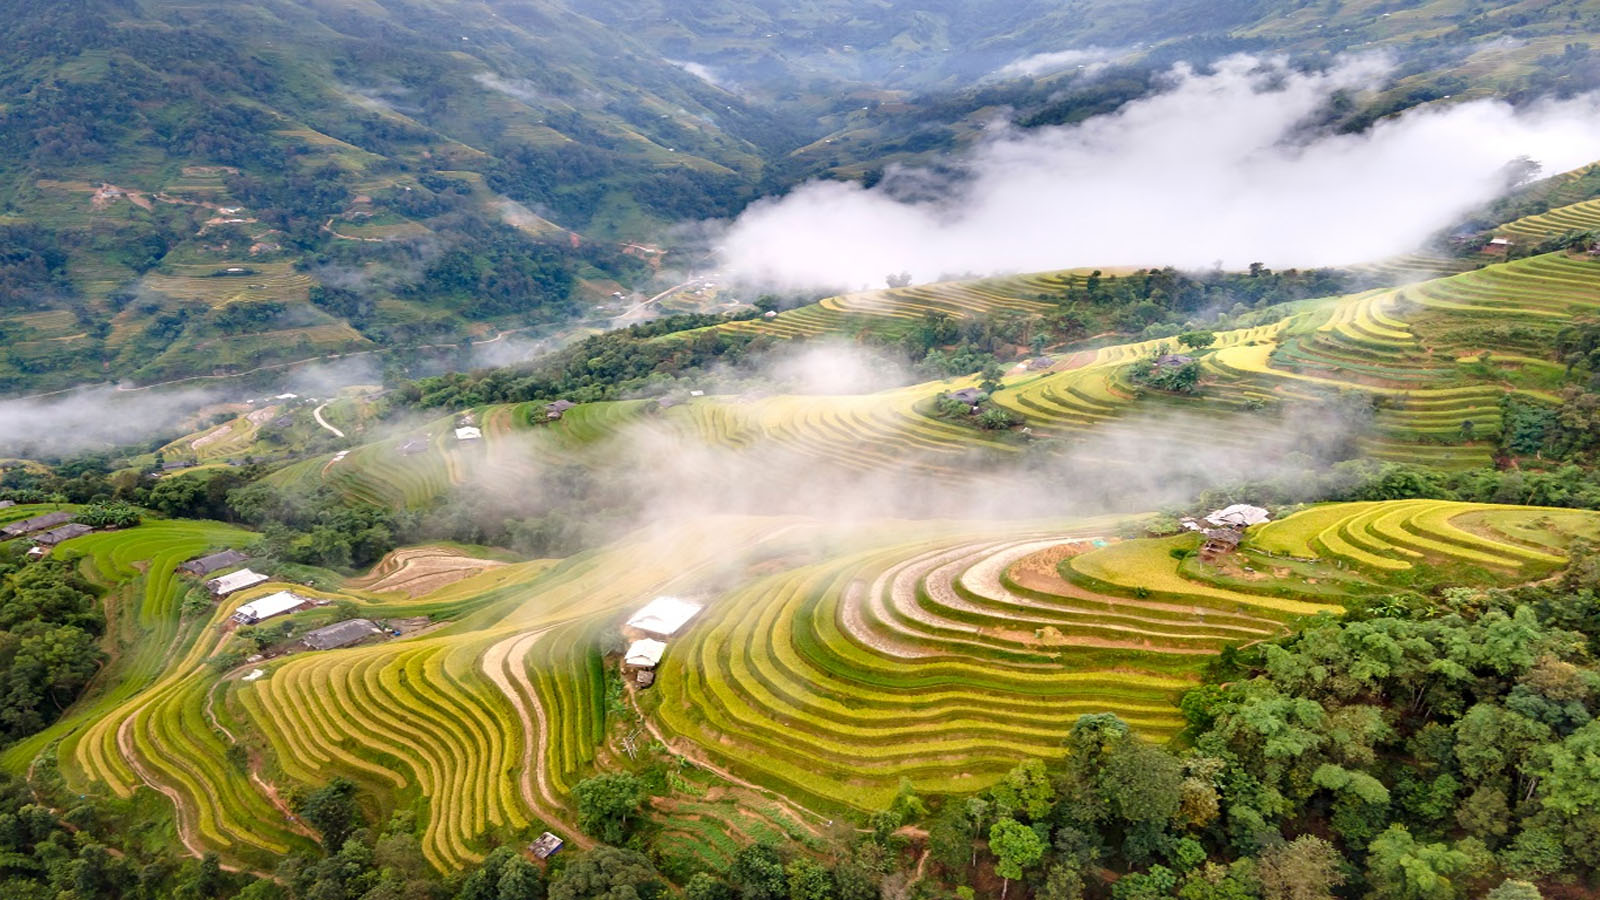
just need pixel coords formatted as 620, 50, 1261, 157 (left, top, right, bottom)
635, 712, 827, 836
203, 680, 317, 840
481, 629, 595, 848
322, 216, 384, 243
312, 402, 346, 438
116, 715, 254, 871
611, 278, 696, 326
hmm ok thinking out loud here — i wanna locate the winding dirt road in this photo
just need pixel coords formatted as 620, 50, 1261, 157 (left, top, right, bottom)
312, 402, 345, 438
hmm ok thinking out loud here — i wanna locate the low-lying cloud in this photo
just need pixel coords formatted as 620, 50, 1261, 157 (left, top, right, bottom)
993, 47, 1119, 79
717, 54, 1600, 290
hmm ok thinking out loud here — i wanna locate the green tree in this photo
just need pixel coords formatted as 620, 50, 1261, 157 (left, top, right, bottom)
978, 362, 1005, 396
294, 777, 364, 853
1177, 331, 1215, 350
991, 758, 1056, 821
573, 773, 646, 844
730, 844, 788, 900
988, 818, 1045, 899
684, 872, 734, 900
1037, 864, 1084, 900
1484, 880, 1542, 900
456, 846, 546, 900
1364, 825, 1469, 900
1534, 718, 1600, 816
784, 858, 833, 900
548, 847, 663, 900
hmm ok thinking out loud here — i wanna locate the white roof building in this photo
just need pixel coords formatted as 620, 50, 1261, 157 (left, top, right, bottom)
626, 596, 703, 637
1205, 504, 1271, 529
232, 590, 308, 625
207, 568, 269, 596
454, 426, 482, 441
624, 638, 667, 668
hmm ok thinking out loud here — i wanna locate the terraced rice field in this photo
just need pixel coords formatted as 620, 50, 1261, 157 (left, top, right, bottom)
1497, 197, 1600, 245
349, 546, 510, 599
651, 501, 1596, 811
160, 405, 281, 461
713, 269, 1110, 340
18, 502, 1599, 873
289, 246, 1600, 507
141, 261, 315, 307
1250, 499, 1594, 578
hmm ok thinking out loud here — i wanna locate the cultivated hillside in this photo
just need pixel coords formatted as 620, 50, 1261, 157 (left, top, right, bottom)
5, 498, 1594, 872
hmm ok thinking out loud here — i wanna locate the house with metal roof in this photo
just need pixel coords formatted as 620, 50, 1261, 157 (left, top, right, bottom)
530, 832, 565, 860
624, 638, 666, 668
1, 511, 73, 539
625, 596, 703, 638
178, 549, 250, 577
303, 618, 380, 650
34, 524, 93, 546
232, 591, 309, 625
207, 568, 270, 597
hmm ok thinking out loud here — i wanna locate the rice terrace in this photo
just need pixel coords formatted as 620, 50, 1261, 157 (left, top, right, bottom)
13, 3, 1600, 899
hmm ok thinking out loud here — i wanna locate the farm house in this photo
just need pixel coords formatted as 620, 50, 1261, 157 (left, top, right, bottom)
303, 619, 380, 650
454, 426, 482, 441
1204, 504, 1270, 528
232, 591, 310, 626
545, 399, 577, 420
178, 549, 250, 576
944, 387, 983, 406
34, 523, 93, 546
207, 568, 269, 597
623, 638, 667, 686
625, 596, 703, 639
1198, 527, 1244, 563
1, 511, 73, 538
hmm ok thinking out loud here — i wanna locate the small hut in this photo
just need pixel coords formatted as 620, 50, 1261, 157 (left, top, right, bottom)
1199, 527, 1244, 564
530, 832, 564, 860
623, 638, 666, 687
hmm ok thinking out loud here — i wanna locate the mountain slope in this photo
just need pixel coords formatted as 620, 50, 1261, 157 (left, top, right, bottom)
0, 0, 809, 394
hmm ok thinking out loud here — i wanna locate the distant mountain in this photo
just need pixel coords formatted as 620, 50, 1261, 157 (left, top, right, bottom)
0, 0, 808, 393
3, 0, 1599, 396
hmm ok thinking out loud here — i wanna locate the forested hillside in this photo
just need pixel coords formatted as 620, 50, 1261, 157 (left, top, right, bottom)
0, 0, 798, 393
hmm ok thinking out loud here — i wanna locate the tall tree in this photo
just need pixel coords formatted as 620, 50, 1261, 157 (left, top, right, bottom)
988, 818, 1045, 899
572, 773, 646, 844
